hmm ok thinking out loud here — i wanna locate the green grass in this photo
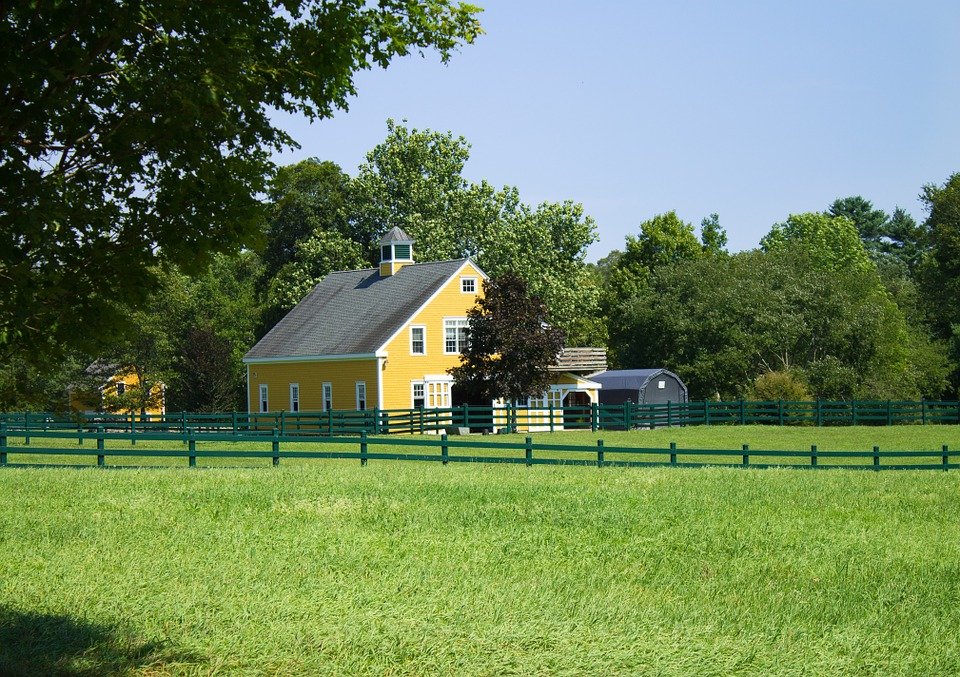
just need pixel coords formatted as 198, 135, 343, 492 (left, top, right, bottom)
4, 424, 958, 469
1, 429, 960, 675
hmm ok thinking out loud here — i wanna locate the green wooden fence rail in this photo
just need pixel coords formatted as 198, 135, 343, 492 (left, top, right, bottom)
0, 425, 956, 472
1, 399, 959, 438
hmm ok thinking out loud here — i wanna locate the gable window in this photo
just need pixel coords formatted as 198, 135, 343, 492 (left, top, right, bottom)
259, 384, 269, 413
356, 381, 367, 411
322, 383, 333, 412
460, 277, 477, 293
444, 318, 470, 354
410, 326, 426, 355
289, 383, 300, 412
412, 382, 425, 409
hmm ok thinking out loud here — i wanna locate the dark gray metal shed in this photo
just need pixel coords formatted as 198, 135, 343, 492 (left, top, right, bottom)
593, 369, 688, 405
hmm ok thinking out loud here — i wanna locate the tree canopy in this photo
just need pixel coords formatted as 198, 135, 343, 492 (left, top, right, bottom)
0, 1, 482, 361
449, 273, 565, 404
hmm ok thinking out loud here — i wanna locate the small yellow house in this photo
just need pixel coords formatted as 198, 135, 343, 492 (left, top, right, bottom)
244, 228, 600, 423
69, 362, 166, 416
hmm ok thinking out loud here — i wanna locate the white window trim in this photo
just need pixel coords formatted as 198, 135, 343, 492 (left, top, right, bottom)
460, 276, 477, 293
356, 381, 367, 411
443, 317, 470, 355
289, 383, 300, 412
409, 325, 426, 355
322, 382, 333, 412
259, 384, 269, 413
411, 381, 426, 408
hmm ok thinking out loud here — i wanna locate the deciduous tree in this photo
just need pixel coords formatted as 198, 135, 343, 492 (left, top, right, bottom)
0, 1, 482, 361
449, 273, 565, 404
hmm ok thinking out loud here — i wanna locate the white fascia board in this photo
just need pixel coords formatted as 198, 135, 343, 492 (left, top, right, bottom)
243, 352, 379, 364
375, 259, 482, 353
551, 373, 603, 389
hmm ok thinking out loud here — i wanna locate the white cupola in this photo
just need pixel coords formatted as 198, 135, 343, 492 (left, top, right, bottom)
378, 226, 415, 277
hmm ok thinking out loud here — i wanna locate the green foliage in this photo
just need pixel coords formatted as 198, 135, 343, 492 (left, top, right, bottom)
266, 229, 367, 312
351, 120, 600, 342
608, 247, 948, 400
262, 160, 357, 279
747, 370, 812, 402
449, 273, 565, 403
699, 213, 728, 254
761, 212, 874, 274
0, 1, 482, 362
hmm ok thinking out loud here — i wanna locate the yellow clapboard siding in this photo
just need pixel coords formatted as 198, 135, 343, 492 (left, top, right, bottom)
247, 359, 379, 412
379, 261, 483, 409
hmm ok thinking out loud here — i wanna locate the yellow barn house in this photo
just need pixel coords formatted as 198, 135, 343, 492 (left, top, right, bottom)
244, 228, 600, 426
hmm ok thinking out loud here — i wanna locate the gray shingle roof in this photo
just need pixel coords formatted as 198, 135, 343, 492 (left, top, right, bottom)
245, 259, 469, 360
378, 226, 414, 244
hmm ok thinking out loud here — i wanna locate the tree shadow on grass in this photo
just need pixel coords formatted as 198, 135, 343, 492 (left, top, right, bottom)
0, 606, 200, 676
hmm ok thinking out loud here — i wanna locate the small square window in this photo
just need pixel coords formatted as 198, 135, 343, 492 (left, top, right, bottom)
412, 383, 425, 409
658, 380, 666, 389
461, 277, 477, 293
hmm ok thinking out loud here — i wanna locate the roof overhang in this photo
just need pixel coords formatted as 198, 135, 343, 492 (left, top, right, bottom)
243, 352, 381, 364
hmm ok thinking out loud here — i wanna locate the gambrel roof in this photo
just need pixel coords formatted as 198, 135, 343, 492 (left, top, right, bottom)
245, 259, 478, 360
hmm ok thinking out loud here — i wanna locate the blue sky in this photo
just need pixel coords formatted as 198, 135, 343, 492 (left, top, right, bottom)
271, 0, 960, 260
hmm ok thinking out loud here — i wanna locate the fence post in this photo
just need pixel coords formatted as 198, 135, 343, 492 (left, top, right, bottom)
921, 400, 926, 425
591, 402, 598, 432
525, 436, 533, 467
373, 407, 381, 435
181, 411, 187, 435
130, 412, 136, 445
280, 410, 286, 437
704, 400, 711, 426
24, 411, 30, 445
441, 433, 449, 465
816, 399, 822, 427
0, 422, 7, 466
189, 432, 197, 468
811, 444, 818, 468
360, 431, 368, 467
667, 401, 673, 428
739, 399, 746, 425
852, 401, 858, 426
742, 444, 749, 467
669, 441, 677, 466
419, 407, 424, 435
232, 411, 238, 436
272, 428, 280, 467
873, 445, 880, 471
96, 426, 105, 467
464, 404, 471, 430
943, 445, 949, 471
597, 439, 605, 468
549, 403, 554, 433
78, 420, 83, 446
623, 401, 629, 429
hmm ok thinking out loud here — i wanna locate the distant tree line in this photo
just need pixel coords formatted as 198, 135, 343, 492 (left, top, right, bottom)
1, 120, 958, 410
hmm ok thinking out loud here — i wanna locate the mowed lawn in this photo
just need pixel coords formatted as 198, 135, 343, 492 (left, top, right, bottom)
1, 427, 959, 675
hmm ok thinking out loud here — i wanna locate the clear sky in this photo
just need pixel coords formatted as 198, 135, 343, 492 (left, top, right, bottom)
270, 0, 960, 260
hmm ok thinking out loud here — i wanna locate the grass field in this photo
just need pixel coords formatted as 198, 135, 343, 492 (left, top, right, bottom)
4, 424, 960, 469
1, 426, 960, 675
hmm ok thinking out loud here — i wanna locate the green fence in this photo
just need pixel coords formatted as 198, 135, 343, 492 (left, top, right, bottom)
0, 425, 956, 472
1, 400, 959, 438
